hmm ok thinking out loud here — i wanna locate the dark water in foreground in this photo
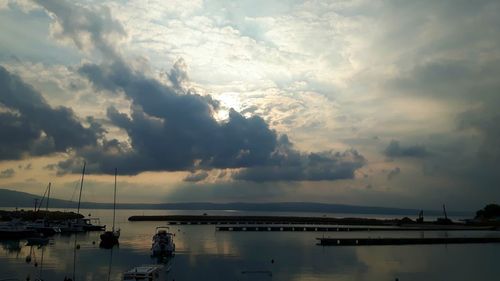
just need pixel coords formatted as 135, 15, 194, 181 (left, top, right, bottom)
1, 209, 500, 281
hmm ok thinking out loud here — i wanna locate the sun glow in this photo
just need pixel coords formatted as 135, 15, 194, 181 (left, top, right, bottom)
213, 92, 243, 121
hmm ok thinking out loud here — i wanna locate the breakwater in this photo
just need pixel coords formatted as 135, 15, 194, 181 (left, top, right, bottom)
128, 215, 398, 225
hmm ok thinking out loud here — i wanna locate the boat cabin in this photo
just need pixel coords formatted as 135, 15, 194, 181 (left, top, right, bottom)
123, 265, 165, 281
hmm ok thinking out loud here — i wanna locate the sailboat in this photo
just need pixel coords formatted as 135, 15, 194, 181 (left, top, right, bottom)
26, 182, 62, 236
100, 168, 120, 247
69, 161, 86, 281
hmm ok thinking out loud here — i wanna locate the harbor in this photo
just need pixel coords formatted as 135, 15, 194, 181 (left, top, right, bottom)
2, 208, 500, 280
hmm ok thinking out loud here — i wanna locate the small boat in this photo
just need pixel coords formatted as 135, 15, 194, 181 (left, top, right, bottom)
100, 168, 120, 247
151, 227, 175, 257
100, 229, 120, 247
26, 219, 61, 236
123, 265, 168, 281
58, 220, 85, 233
0, 220, 37, 239
78, 218, 106, 231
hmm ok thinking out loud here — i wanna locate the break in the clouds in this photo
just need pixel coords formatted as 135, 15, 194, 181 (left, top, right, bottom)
20, 0, 364, 182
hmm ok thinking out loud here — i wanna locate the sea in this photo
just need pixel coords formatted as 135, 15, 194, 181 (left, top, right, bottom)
1, 208, 499, 281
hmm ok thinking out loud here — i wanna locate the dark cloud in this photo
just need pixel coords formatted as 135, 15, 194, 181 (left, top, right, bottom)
0, 66, 103, 160
234, 135, 365, 182
33, 0, 366, 181
0, 168, 15, 179
387, 167, 401, 180
384, 140, 428, 158
234, 148, 365, 182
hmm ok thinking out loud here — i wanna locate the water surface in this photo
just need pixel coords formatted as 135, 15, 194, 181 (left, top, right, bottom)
1, 209, 499, 281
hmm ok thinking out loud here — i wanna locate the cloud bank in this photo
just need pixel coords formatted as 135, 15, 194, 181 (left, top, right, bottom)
0, 65, 102, 160
29, 0, 364, 182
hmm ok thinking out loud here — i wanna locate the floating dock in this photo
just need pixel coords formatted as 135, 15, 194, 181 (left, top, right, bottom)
317, 237, 500, 246
215, 225, 495, 232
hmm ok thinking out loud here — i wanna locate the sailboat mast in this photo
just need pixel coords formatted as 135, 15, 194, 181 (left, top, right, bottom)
46, 182, 51, 212
77, 162, 86, 215
113, 168, 117, 232
73, 161, 85, 281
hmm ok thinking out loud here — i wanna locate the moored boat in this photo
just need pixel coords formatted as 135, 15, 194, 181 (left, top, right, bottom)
151, 227, 175, 257
0, 220, 37, 239
100, 168, 120, 247
123, 265, 168, 281
77, 218, 106, 231
26, 219, 61, 236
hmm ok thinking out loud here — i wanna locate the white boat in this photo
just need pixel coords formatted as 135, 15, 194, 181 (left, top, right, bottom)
123, 264, 167, 281
25, 219, 61, 235
151, 227, 175, 257
58, 220, 85, 233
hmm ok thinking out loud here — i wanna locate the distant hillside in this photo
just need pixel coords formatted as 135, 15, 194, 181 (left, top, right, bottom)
0, 188, 470, 217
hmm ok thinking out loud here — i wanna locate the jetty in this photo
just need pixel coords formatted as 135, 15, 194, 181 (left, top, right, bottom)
128, 215, 387, 225
128, 215, 421, 225
128, 215, 498, 230
317, 237, 500, 246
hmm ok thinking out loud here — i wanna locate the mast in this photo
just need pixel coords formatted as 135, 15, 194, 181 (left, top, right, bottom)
113, 168, 117, 232
45, 182, 51, 212
73, 161, 86, 281
77, 162, 86, 215
443, 204, 448, 220
37, 183, 49, 212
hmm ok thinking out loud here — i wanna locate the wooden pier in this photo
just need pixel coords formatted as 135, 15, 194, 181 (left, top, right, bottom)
215, 225, 495, 232
317, 237, 500, 246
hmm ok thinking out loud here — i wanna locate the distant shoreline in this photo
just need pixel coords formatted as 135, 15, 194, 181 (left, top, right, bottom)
0, 188, 472, 217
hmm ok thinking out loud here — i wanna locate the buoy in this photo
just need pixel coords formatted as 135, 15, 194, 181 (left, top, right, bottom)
92, 241, 96, 245
271, 259, 274, 264
25, 256, 31, 263
76, 244, 81, 249
34, 262, 38, 267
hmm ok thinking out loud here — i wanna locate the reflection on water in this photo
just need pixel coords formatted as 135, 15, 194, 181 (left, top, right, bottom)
0, 209, 499, 281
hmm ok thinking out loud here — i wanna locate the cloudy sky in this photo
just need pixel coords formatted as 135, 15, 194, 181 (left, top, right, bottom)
0, 0, 499, 211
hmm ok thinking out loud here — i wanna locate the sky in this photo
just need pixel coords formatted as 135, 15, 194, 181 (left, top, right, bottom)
0, 0, 499, 211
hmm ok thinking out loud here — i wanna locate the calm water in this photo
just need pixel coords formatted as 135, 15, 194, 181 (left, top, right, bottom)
1, 209, 499, 281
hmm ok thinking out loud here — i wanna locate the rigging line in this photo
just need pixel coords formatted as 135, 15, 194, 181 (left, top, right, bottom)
37, 183, 49, 212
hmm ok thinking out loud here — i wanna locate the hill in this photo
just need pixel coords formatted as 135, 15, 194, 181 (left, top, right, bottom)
0, 188, 470, 217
